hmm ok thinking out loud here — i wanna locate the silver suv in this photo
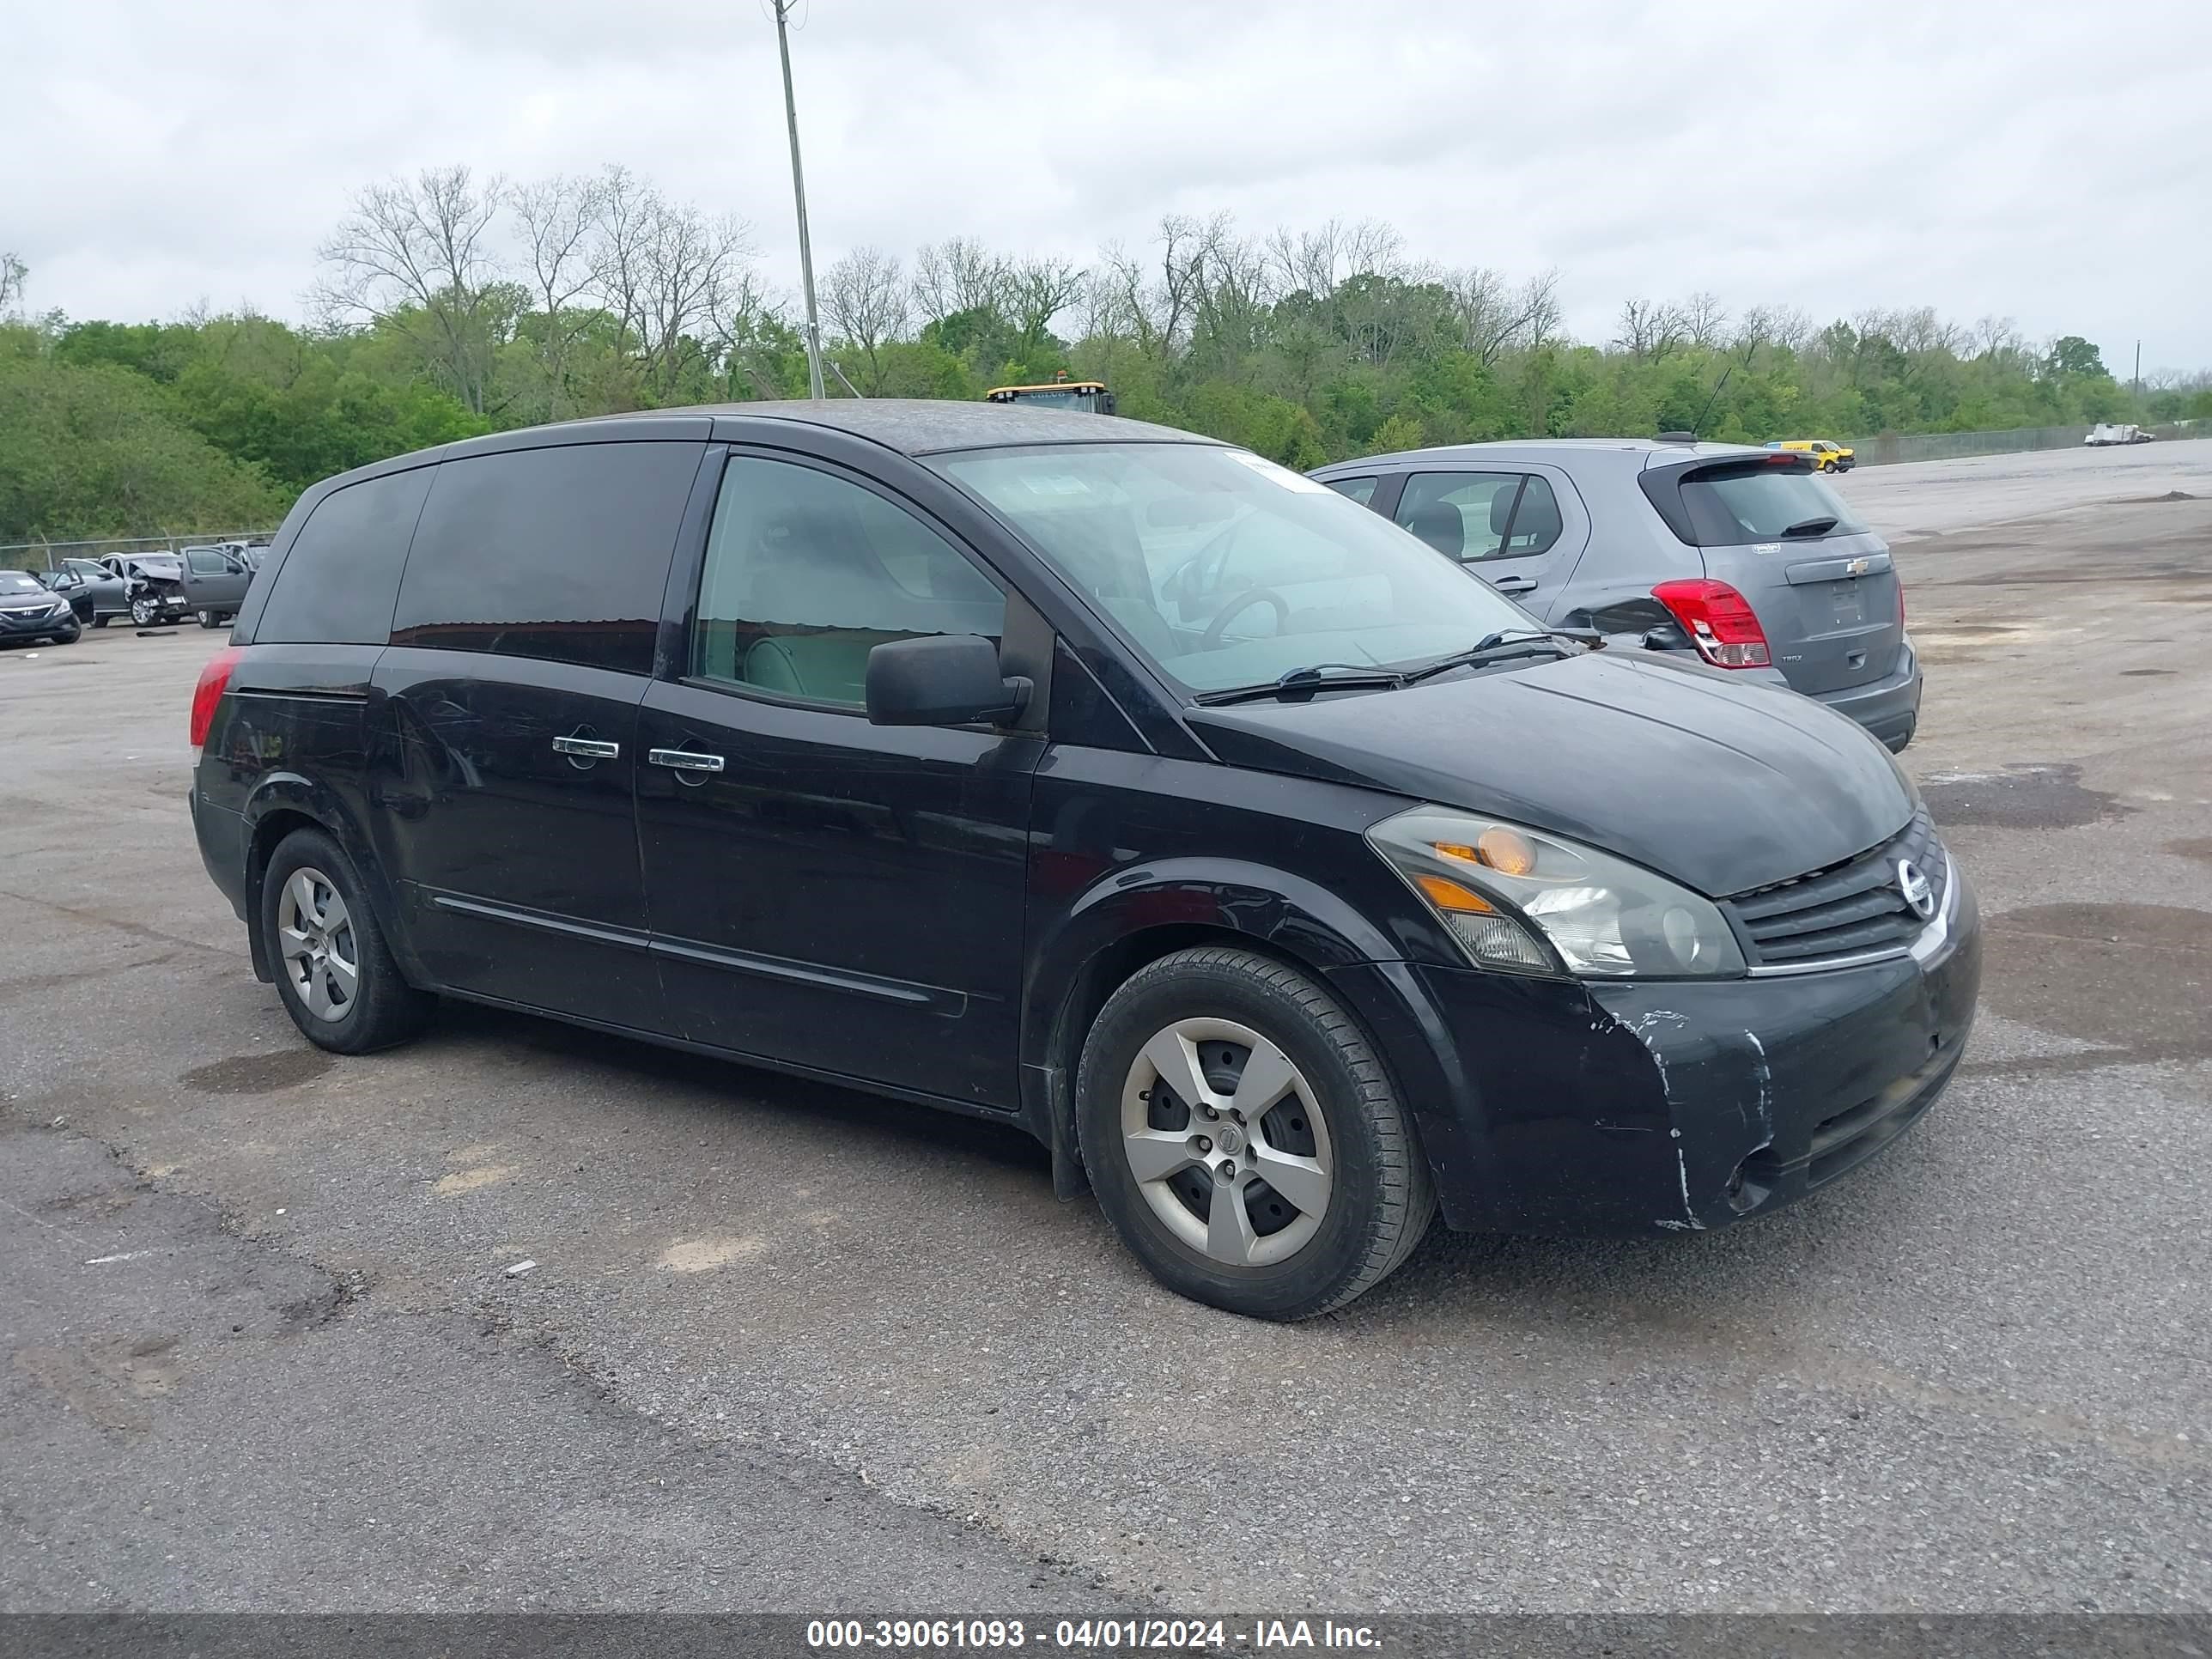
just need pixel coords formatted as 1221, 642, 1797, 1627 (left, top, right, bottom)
1310, 439, 1920, 750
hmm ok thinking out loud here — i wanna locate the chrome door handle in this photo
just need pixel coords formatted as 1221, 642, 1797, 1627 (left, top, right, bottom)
551, 736, 621, 759
648, 748, 726, 774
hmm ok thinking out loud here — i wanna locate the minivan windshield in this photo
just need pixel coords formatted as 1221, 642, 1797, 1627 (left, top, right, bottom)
935, 443, 1532, 694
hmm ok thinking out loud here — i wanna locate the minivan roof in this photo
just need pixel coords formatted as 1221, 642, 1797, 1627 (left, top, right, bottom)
484, 399, 1210, 459
1311, 438, 1767, 474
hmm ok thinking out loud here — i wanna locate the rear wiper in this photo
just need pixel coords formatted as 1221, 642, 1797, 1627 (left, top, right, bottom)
1193, 663, 1407, 706
1401, 629, 1596, 684
1781, 515, 1838, 538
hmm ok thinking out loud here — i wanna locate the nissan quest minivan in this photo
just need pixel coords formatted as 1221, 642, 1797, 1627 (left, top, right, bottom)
189, 402, 1981, 1320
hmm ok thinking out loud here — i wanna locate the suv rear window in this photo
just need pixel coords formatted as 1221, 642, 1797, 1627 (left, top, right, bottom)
1674, 464, 1865, 545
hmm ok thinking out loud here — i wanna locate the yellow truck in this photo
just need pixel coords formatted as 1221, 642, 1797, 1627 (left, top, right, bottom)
985, 377, 1116, 416
1765, 438, 1856, 472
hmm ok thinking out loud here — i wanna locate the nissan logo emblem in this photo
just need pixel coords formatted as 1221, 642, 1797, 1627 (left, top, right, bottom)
1895, 859, 1936, 921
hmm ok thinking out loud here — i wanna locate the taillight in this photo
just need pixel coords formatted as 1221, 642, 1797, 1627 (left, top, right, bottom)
1651, 579, 1771, 668
190, 647, 244, 747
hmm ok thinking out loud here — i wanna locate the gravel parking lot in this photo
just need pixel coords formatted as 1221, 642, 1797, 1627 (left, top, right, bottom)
4, 441, 2209, 1614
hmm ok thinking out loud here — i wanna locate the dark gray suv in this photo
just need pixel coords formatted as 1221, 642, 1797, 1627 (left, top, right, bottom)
1311, 440, 1921, 750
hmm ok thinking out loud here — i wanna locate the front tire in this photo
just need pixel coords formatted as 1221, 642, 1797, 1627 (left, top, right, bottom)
258, 828, 432, 1054
198, 609, 221, 629
1077, 946, 1434, 1321
130, 596, 158, 626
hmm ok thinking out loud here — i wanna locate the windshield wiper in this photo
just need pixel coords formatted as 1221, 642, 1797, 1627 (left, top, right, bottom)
1193, 662, 1407, 706
1781, 515, 1838, 538
1401, 629, 1595, 684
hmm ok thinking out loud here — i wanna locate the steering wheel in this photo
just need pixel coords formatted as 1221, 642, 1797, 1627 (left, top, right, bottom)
1202, 586, 1290, 648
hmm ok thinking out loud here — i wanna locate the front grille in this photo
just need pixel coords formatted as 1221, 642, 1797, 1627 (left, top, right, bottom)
1725, 809, 1947, 969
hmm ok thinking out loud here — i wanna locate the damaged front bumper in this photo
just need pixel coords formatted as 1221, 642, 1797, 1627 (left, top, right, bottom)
1329, 871, 1982, 1237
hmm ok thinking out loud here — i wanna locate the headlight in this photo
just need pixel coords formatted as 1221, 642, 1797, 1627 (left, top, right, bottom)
1366, 807, 1747, 979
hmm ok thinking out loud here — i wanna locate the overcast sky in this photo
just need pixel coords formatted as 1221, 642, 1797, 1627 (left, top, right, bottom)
12, 1, 2210, 374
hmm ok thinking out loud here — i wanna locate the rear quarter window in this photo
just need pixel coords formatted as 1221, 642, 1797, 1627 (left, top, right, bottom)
392, 441, 705, 675
254, 467, 436, 645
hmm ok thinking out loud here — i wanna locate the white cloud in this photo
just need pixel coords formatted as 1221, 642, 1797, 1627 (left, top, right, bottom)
11, 0, 2210, 373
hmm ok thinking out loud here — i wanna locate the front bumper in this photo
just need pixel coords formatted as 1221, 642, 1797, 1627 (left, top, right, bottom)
0, 606, 81, 641
1327, 869, 1981, 1237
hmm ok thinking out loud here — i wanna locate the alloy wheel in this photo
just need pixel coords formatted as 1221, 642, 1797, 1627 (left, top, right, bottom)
276, 866, 360, 1021
1120, 1016, 1334, 1267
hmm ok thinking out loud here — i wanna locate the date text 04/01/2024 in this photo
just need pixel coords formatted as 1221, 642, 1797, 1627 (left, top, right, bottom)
805, 1618, 1382, 1650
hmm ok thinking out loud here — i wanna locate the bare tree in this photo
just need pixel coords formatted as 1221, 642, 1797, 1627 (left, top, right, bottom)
315, 165, 510, 413
1152, 213, 1213, 354
0, 252, 26, 313
638, 206, 754, 403
912, 237, 1009, 325
823, 245, 908, 392
1443, 265, 1514, 362
582, 167, 755, 404
1970, 313, 2022, 361
1614, 297, 1685, 362
708, 266, 790, 398
1007, 254, 1086, 352
510, 173, 606, 419
1511, 269, 1565, 353
1680, 291, 1729, 349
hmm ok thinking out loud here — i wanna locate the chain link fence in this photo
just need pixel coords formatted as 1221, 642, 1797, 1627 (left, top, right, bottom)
0, 531, 278, 574
1847, 419, 2204, 467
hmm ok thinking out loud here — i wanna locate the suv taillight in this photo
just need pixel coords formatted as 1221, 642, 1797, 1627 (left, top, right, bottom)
1651, 579, 1771, 668
190, 647, 243, 747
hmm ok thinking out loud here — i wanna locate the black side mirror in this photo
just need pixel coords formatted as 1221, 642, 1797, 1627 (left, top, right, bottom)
866, 635, 1030, 728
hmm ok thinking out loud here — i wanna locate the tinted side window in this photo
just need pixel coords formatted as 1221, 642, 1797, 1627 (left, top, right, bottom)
693, 455, 1003, 708
1394, 471, 1522, 562
1324, 477, 1377, 506
393, 441, 703, 675
255, 468, 435, 645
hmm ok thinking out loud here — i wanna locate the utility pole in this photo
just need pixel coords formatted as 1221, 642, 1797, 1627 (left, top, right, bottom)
774, 0, 825, 401
2133, 340, 2142, 403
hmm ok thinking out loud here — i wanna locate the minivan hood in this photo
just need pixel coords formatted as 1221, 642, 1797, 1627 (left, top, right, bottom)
1188, 651, 1912, 896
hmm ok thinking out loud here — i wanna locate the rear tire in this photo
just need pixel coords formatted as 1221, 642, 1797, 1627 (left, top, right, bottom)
1077, 946, 1434, 1321
258, 828, 432, 1054
90, 614, 110, 629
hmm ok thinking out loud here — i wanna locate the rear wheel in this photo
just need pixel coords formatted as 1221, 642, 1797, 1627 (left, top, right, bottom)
90, 613, 110, 629
258, 828, 432, 1054
1078, 946, 1434, 1320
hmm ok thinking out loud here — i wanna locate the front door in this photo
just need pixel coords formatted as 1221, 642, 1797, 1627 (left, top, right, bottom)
635, 450, 1039, 1110
366, 438, 706, 1030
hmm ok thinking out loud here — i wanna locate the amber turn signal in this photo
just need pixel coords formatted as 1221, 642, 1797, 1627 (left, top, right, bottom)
1413, 873, 1498, 915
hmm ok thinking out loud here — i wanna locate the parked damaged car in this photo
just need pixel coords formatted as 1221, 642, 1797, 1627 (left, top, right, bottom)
190, 401, 1982, 1321
99, 553, 192, 627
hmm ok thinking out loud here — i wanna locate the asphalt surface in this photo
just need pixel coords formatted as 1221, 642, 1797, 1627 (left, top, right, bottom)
3, 441, 2209, 1615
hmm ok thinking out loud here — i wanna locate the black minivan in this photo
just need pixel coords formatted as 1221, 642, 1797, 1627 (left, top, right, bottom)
190, 402, 1980, 1319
